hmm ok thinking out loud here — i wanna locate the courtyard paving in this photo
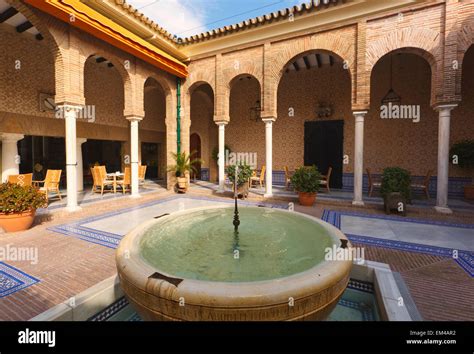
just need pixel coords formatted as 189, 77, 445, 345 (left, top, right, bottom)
0, 184, 473, 321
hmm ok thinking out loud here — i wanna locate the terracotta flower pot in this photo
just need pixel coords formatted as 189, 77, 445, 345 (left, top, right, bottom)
464, 185, 474, 200
177, 177, 187, 189
0, 209, 36, 233
298, 192, 317, 206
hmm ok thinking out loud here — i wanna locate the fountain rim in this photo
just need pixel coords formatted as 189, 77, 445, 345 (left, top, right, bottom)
116, 205, 352, 307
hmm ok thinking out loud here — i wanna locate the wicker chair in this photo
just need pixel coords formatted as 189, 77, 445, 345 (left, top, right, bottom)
250, 165, 265, 189
367, 168, 382, 197
319, 167, 332, 193
411, 170, 432, 199
8, 173, 33, 187
91, 167, 114, 196
33, 170, 62, 201
138, 165, 147, 185
116, 167, 131, 194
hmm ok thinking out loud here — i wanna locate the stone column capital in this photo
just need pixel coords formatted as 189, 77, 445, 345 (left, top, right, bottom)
126, 115, 143, 123
434, 104, 457, 113
0, 133, 24, 143
215, 120, 228, 126
262, 117, 276, 124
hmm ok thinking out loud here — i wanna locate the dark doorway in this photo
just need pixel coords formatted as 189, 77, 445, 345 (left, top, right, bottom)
82, 140, 122, 185
190, 133, 202, 179
141, 142, 159, 179
304, 120, 344, 189
18, 136, 66, 185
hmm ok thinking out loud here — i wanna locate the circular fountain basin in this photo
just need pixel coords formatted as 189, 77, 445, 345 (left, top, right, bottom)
116, 206, 352, 321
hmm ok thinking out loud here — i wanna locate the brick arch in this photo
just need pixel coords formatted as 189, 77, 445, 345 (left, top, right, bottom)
143, 75, 175, 126
226, 73, 262, 123
455, 20, 474, 99
366, 27, 441, 106
82, 53, 134, 117
265, 32, 356, 117
5, 0, 65, 102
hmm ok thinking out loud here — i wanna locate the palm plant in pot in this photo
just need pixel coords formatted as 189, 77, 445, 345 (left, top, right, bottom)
0, 182, 47, 233
380, 167, 411, 216
290, 165, 321, 206
167, 151, 202, 193
226, 163, 253, 199
450, 139, 474, 200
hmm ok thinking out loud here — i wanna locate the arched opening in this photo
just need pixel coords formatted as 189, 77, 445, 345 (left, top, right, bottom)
0, 0, 59, 184
451, 45, 474, 198
276, 50, 351, 190
189, 82, 214, 182
80, 55, 126, 188
190, 133, 202, 180
142, 77, 167, 185
367, 50, 435, 198
225, 74, 262, 182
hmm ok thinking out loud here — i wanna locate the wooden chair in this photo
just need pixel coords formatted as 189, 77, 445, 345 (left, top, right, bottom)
91, 167, 114, 196
284, 166, 292, 190
139, 165, 147, 185
33, 170, 62, 201
8, 173, 33, 187
366, 168, 381, 197
411, 170, 432, 199
319, 167, 332, 193
116, 167, 131, 194
250, 165, 265, 189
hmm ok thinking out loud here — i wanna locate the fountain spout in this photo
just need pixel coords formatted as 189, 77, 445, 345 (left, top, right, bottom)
233, 165, 240, 233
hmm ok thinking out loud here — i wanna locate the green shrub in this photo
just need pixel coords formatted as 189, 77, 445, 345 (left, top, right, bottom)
226, 163, 253, 186
167, 151, 202, 177
0, 183, 48, 214
290, 165, 321, 193
380, 167, 411, 201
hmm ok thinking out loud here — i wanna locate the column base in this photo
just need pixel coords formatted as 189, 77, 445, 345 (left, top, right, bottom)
352, 200, 365, 206
434, 206, 452, 214
66, 205, 82, 213
130, 193, 141, 199
263, 193, 273, 198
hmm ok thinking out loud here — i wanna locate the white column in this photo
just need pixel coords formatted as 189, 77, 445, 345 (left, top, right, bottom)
76, 138, 87, 192
263, 118, 275, 198
128, 117, 142, 197
62, 105, 81, 211
0, 133, 24, 182
352, 111, 367, 206
434, 104, 457, 214
217, 121, 227, 193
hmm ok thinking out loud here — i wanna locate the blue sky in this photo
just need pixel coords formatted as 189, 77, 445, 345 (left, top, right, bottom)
126, 0, 308, 37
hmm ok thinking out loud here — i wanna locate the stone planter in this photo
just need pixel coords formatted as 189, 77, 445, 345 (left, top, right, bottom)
464, 185, 474, 200
0, 209, 36, 233
298, 192, 317, 206
176, 177, 188, 193
384, 192, 407, 216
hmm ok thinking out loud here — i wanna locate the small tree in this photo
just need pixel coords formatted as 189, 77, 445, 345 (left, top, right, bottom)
290, 166, 321, 193
226, 163, 253, 186
380, 167, 411, 201
167, 151, 202, 177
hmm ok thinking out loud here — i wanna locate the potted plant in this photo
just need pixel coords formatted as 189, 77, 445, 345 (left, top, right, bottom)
380, 167, 411, 216
167, 151, 202, 193
450, 139, 474, 200
226, 163, 253, 199
0, 182, 47, 233
290, 165, 321, 206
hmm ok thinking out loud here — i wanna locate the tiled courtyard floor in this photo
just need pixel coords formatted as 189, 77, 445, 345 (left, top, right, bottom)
0, 185, 472, 321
